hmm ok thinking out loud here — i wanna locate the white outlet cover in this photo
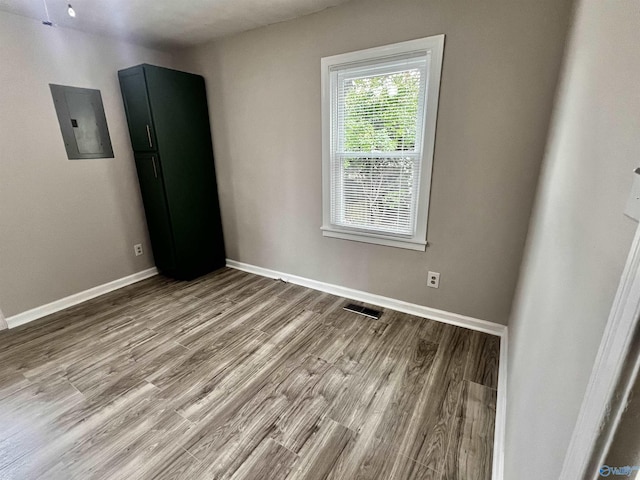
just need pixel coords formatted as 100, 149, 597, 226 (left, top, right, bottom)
428, 271, 440, 288
625, 168, 640, 222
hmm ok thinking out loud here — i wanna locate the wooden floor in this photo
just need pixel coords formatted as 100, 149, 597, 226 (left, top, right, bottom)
0, 268, 499, 480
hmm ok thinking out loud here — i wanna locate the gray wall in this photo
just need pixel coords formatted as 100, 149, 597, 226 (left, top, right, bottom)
505, 0, 640, 477
0, 11, 174, 317
179, 0, 573, 325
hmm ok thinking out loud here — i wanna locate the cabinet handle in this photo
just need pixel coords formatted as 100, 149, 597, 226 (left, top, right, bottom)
146, 125, 153, 148
151, 156, 158, 179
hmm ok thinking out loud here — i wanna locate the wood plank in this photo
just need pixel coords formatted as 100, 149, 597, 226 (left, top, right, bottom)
321, 325, 427, 479
443, 381, 497, 480
285, 416, 356, 480
0, 269, 498, 480
0, 368, 31, 401
326, 316, 419, 430
178, 313, 327, 428
88, 410, 194, 480
334, 320, 389, 374
0, 380, 157, 478
41, 394, 171, 477
146, 447, 203, 479
395, 325, 472, 473
306, 292, 343, 314
182, 380, 291, 477
271, 364, 350, 453
464, 331, 500, 389
229, 438, 298, 480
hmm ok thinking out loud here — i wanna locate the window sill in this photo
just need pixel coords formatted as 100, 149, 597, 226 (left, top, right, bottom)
321, 226, 427, 251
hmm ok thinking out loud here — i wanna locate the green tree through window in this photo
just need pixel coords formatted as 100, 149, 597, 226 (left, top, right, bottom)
338, 69, 421, 233
344, 71, 420, 152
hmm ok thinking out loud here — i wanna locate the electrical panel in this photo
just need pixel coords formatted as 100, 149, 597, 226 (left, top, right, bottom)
50, 84, 114, 159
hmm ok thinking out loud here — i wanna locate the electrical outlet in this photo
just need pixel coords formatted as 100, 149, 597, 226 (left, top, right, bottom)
134, 244, 144, 256
427, 271, 440, 288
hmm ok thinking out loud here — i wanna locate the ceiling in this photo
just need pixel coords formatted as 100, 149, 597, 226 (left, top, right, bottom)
0, 0, 351, 49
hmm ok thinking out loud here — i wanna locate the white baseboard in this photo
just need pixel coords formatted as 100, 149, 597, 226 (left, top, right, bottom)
6, 267, 159, 329
493, 330, 508, 480
226, 259, 507, 337
225, 258, 507, 480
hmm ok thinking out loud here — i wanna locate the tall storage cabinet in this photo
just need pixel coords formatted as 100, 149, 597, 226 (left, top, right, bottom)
118, 64, 225, 280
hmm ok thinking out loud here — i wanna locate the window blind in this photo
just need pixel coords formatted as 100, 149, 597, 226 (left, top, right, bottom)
329, 53, 429, 237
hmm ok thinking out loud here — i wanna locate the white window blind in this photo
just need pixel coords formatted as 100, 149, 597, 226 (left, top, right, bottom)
329, 54, 429, 236
321, 36, 444, 251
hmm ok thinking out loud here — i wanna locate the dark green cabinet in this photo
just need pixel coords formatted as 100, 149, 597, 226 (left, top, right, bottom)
119, 65, 225, 279
118, 71, 156, 152
133, 153, 176, 273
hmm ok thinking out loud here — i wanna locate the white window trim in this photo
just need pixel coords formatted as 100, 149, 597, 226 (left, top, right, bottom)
321, 35, 445, 251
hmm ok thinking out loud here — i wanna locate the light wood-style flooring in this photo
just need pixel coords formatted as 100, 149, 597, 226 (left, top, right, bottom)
0, 268, 499, 479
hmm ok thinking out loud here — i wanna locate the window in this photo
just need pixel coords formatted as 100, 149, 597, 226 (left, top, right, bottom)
321, 36, 444, 251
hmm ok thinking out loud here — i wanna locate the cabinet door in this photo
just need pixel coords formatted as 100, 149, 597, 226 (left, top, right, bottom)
119, 70, 156, 152
144, 65, 226, 276
134, 153, 176, 273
